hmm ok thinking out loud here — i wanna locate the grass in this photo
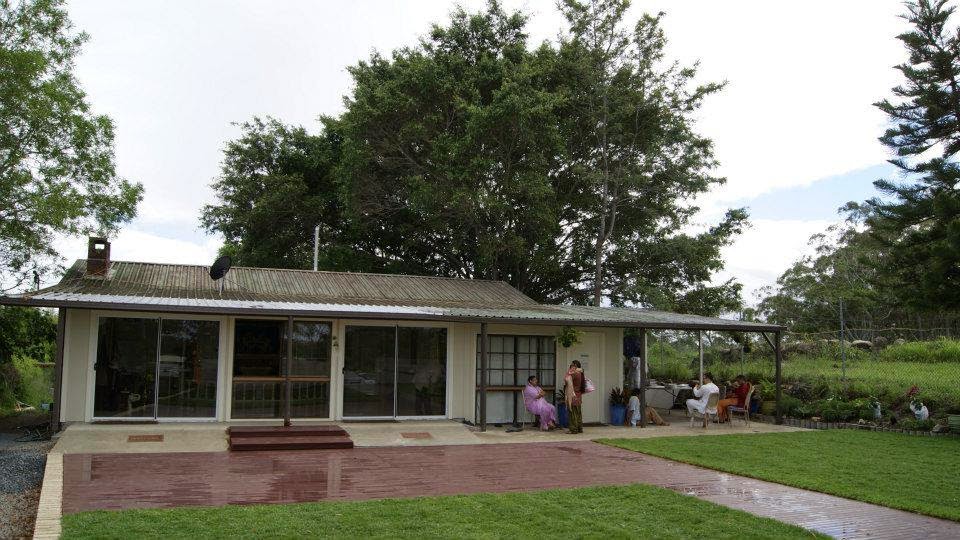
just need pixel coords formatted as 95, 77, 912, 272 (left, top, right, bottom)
61, 484, 823, 539
600, 430, 960, 522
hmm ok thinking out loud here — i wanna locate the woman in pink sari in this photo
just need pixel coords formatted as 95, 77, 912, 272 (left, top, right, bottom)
523, 375, 557, 431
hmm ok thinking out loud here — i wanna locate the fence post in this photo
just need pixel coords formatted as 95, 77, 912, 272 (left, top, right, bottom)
840, 298, 847, 386
775, 330, 783, 425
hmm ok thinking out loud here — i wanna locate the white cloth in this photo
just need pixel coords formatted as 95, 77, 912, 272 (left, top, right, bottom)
686, 382, 719, 415
628, 395, 641, 426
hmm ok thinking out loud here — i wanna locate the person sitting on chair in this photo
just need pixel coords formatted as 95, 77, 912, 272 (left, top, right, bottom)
627, 388, 670, 427
523, 375, 557, 431
686, 372, 719, 419
717, 375, 751, 423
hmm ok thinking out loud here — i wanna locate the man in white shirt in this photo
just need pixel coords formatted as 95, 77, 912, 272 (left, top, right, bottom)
686, 372, 719, 417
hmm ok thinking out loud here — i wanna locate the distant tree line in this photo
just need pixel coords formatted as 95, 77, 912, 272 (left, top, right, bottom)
202, 0, 747, 315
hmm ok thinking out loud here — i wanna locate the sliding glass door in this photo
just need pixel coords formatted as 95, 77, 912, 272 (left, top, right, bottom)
342, 325, 447, 418
230, 319, 332, 419
93, 316, 220, 420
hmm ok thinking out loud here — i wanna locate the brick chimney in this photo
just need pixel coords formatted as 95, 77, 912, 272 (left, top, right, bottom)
86, 237, 111, 277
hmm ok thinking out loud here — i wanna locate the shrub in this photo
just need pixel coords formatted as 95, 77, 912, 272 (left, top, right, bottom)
0, 354, 52, 410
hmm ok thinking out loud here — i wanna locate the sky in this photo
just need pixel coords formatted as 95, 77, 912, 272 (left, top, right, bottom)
53, 0, 910, 303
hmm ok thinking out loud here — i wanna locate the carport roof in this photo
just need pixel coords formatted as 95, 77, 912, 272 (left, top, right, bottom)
1, 260, 783, 332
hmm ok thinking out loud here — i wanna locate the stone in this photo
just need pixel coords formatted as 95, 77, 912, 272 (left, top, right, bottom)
871, 336, 888, 349
850, 340, 872, 351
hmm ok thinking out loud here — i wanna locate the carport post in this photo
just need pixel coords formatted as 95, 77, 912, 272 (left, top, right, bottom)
284, 316, 293, 427
479, 322, 488, 432
775, 330, 783, 425
638, 329, 647, 428
698, 330, 704, 382
50, 308, 65, 434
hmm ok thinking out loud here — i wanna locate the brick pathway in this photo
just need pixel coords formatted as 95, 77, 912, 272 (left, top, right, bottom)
62, 442, 960, 539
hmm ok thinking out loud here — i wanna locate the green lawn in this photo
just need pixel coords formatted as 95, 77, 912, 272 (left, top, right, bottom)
62, 484, 822, 540
600, 430, 960, 522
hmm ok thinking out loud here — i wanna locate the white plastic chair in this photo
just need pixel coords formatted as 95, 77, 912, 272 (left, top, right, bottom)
689, 392, 720, 428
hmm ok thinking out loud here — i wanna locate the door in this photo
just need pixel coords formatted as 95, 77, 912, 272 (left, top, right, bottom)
342, 325, 448, 418
342, 325, 396, 417
565, 332, 603, 423
93, 316, 221, 420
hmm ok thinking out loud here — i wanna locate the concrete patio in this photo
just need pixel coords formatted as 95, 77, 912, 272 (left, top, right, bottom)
50, 418, 805, 454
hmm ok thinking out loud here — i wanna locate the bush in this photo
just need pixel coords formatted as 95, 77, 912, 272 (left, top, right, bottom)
0, 354, 52, 410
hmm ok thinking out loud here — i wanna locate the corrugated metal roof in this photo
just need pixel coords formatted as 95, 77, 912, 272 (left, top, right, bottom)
24, 260, 536, 308
1, 260, 783, 332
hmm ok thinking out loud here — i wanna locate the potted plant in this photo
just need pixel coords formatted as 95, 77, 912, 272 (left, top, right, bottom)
557, 326, 583, 348
759, 382, 777, 415
555, 389, 569, 428
609, 387, 629, 426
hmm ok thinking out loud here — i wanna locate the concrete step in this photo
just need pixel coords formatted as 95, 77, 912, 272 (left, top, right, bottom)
229, 435, 354, 451
228, 425, 348, 438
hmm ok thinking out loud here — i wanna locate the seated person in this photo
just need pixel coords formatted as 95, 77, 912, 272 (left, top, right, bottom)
717, 374, 751, 422
627, 388, 670, 427
686, 372, 719, 418
523, 375, 557, 431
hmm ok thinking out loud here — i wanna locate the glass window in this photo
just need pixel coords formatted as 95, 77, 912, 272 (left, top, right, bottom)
157, 319, 220, 418
396, 327, 447, 416
93, 317, 159, 418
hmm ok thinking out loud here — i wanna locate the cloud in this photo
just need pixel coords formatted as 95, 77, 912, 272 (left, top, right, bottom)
714, 218, 837, 305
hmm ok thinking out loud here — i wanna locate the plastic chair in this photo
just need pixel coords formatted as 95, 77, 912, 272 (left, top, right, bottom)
727, 385, 755, 427
689, 392, 720, 428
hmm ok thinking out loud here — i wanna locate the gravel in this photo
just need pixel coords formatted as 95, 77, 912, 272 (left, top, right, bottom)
0, 437, 54, 539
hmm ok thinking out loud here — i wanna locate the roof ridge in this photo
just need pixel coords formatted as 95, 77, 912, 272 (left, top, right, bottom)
79, 259, 518, 286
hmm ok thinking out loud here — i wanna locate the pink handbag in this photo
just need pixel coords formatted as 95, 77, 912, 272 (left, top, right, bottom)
584, 377, 596, 393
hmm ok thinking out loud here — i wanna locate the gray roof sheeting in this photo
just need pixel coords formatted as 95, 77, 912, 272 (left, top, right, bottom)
1, 260, 783, 332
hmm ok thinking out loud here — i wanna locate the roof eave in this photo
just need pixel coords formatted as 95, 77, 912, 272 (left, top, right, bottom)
0, 295, 785, 333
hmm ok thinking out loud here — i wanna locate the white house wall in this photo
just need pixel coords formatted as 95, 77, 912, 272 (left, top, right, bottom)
57, 309, 625, 424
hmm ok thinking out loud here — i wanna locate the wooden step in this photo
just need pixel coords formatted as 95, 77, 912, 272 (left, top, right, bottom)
228, 425, 348, 438
229, 435, 354, 451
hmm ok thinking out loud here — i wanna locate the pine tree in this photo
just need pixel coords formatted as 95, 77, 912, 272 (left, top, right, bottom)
863, 0, 960, 309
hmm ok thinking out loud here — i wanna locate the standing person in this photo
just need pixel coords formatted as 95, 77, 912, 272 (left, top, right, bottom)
685, 372, 719, 418
564, 360, 586, 434
523, 375, 557, 431
717, 375, 751, 422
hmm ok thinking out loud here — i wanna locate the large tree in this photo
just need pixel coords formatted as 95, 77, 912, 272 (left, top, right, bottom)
553, 0, 744, 310
204, 1, 745, 315
858, 0, 960, 309
0, 0, 142, 289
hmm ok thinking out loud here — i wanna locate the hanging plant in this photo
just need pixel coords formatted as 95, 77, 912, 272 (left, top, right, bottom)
557, 326, 583, 348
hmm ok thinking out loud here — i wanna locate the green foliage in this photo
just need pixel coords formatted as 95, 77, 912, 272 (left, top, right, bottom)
202, 1, 745, 313
0, 306, 56, 363
0, 306, 55, 410
877, 339, 960, 363
609, 386, 630, 406
0, 0, 142, 284
556, 326, 583, 348
61, 484, 820, 540
851, 0, 960, 310
602, 431, 960, 522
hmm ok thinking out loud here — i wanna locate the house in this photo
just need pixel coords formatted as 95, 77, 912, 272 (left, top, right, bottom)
0, 238, 784, 430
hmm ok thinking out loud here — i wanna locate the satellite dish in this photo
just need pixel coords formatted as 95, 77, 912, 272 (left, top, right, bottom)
209, 255, 232, 281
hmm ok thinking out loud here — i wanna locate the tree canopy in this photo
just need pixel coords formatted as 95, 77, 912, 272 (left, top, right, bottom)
203, 0, 745, 315
856, 0, 960, 310
0, 0, 142, 289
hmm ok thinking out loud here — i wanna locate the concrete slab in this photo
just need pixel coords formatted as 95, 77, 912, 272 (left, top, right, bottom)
51, 418, 805, 454
52, 423, 229, 454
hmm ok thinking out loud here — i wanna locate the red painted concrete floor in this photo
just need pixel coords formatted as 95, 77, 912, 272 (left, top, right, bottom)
62, 442, 960, 539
